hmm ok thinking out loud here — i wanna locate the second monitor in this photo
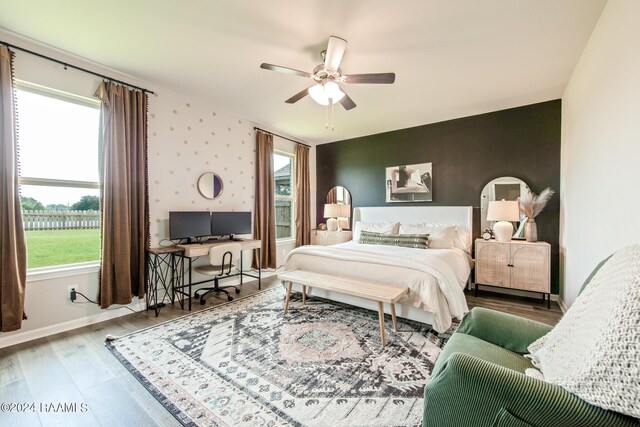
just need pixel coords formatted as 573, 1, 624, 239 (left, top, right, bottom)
211, 211, 252, 240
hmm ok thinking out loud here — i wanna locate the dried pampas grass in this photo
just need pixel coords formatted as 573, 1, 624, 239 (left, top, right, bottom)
519, 187, 554, 219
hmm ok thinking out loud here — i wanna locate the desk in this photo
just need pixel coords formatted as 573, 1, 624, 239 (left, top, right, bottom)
146, 246, 184, 316
175, 239, 262, 310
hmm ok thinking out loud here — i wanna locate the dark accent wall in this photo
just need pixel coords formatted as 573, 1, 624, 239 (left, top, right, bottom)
316, 100, 561, 294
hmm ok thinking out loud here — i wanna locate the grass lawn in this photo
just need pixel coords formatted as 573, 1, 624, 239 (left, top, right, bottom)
26, 229, 101, 269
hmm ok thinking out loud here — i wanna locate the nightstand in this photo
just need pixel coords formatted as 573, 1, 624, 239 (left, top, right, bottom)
474, 238, 551, 307
310, 229, 352, 246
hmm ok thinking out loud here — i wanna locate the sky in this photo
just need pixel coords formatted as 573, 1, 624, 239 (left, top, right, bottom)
16, 88, 100, 207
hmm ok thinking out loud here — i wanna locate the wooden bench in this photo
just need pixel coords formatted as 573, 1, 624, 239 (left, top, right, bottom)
277, 270, 410, 347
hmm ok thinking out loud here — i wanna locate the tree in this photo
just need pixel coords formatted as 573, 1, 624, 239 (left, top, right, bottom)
46, 203, 69, 210
21, 196, 44, 210
72, 195, 100, 211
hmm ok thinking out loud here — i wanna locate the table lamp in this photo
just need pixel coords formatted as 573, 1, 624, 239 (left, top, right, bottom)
486, 200, 520, 242
324, 203, 341, 231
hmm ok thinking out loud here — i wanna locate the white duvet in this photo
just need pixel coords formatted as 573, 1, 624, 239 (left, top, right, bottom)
284, 242, 472, 332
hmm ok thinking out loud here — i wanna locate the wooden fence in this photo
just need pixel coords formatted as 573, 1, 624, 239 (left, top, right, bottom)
22, 210, 100, 231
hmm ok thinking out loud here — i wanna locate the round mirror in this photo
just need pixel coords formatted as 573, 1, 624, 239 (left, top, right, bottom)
480, 177, 529, 235
326, 186, 352, 229
197, 172, 223, 200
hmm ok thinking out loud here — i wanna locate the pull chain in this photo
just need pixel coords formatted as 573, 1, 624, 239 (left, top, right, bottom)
324, 98, 335, 131
331, 101, 335, 131
325, 103, 328, 130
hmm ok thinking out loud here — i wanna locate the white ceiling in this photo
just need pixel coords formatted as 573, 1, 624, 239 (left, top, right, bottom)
0, 0, 606, 144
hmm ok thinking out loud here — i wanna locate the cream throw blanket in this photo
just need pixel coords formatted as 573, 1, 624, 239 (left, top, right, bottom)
285, 243, 469, 332
528, 245, 640, 418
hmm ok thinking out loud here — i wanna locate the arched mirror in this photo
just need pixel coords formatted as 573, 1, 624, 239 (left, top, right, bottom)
326, 186, 352, 229
197, 172, 223, 200
480, 177, 529, 236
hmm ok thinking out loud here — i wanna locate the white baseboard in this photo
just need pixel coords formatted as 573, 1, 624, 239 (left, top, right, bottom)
0, 300, 146, 349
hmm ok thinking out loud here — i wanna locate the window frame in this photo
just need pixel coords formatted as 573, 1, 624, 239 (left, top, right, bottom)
15, 80, 102, 275
273, 150, 296, 242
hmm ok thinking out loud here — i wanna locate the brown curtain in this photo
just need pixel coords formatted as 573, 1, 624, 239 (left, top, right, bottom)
95, 82, 148, 308
253, 130, 276, 269
0, 45, 27, 332
295, 144, 311, 247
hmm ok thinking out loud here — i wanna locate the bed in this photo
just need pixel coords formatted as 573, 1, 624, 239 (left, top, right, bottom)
283, 206, 474, 332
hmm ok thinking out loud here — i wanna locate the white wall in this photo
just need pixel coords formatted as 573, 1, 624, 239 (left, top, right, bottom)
0, 30, 313, 348
560, 0, 640, 306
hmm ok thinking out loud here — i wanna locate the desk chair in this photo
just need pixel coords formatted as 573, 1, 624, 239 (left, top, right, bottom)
193, 242, 242, 304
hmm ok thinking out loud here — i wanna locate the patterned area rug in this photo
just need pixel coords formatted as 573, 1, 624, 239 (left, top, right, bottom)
106, 286, 456, 426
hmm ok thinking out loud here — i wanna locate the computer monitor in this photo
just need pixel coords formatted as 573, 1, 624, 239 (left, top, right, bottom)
169, 211, 211, 243
211, 211, 252, 239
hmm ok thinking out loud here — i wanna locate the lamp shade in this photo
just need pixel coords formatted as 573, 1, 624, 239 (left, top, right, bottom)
308, 81, 345, 105
324, 203, 341, 218
486, 200, 520, 222
338, 204, 351, 218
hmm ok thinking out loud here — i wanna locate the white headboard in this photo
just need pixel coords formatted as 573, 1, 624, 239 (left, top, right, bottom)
352, 206, 474, 251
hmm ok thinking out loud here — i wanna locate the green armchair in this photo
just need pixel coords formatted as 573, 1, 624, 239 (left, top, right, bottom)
423, 255, 637, 427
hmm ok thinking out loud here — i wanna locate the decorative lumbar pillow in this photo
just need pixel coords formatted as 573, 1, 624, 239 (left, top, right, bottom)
359, 231, 429, 249
352, 221, 399, 242
528, 244, 640, 418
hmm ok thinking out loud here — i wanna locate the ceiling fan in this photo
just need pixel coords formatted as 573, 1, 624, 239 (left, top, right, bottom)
260, 36, 395, 111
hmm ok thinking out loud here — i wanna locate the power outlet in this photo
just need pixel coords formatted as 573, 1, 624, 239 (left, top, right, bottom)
68, 285, 77, 302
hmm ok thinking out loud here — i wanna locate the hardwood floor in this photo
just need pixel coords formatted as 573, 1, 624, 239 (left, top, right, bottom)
0, 276, 562, 426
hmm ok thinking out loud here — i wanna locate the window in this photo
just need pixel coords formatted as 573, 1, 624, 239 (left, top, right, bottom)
273, 151, 295, 240
16, 82, 101, 269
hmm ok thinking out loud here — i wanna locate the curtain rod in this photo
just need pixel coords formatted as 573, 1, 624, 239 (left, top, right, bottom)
254, 127, 311, 148
1, 40, 155, 95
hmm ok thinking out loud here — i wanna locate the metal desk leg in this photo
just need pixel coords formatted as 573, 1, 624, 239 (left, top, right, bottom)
258, 247, 262, 290
188, 257, 192, 311
240, 251, 243, 286
171, 253, 176, 305
145, 252, 151, 310
154, 255, 160, 316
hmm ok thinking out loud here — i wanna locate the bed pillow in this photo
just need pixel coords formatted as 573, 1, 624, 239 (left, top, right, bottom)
399, 223, 456, 249
427, 226, 456, 248
359, 231, 429, 249
352, 221, 399, 242
453, 227, 471, 253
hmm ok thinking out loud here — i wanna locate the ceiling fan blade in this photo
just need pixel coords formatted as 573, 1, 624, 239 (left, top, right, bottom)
342, 73, 396, 84
260, 63, 311, 78
285, 86, 313, 104
339, 91, 357, 110
324, 36, 348, 72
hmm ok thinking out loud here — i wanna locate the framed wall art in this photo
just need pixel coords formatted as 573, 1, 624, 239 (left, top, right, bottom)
385, 162, 432, 202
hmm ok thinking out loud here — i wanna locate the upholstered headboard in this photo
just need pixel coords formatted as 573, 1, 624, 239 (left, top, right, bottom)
352, 206, 474, 252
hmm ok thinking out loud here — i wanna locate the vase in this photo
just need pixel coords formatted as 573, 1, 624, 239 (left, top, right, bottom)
525, 218, 538, 242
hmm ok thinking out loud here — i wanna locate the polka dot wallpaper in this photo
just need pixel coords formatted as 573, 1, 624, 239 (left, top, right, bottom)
147, 89, 256, 247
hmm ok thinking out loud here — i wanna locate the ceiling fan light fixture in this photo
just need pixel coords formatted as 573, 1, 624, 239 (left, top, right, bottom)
308, 81, 345, 105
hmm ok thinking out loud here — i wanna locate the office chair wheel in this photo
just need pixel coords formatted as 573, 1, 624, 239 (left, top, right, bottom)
235, 288, 241, 294
199, 298, 206, 305
227, 296, 234, 302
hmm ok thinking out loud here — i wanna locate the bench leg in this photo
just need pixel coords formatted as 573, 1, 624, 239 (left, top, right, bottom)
302, 285, 306, 305
377, 301, 386, 348
391, 303, 398, 332
284, 281, 293, 314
